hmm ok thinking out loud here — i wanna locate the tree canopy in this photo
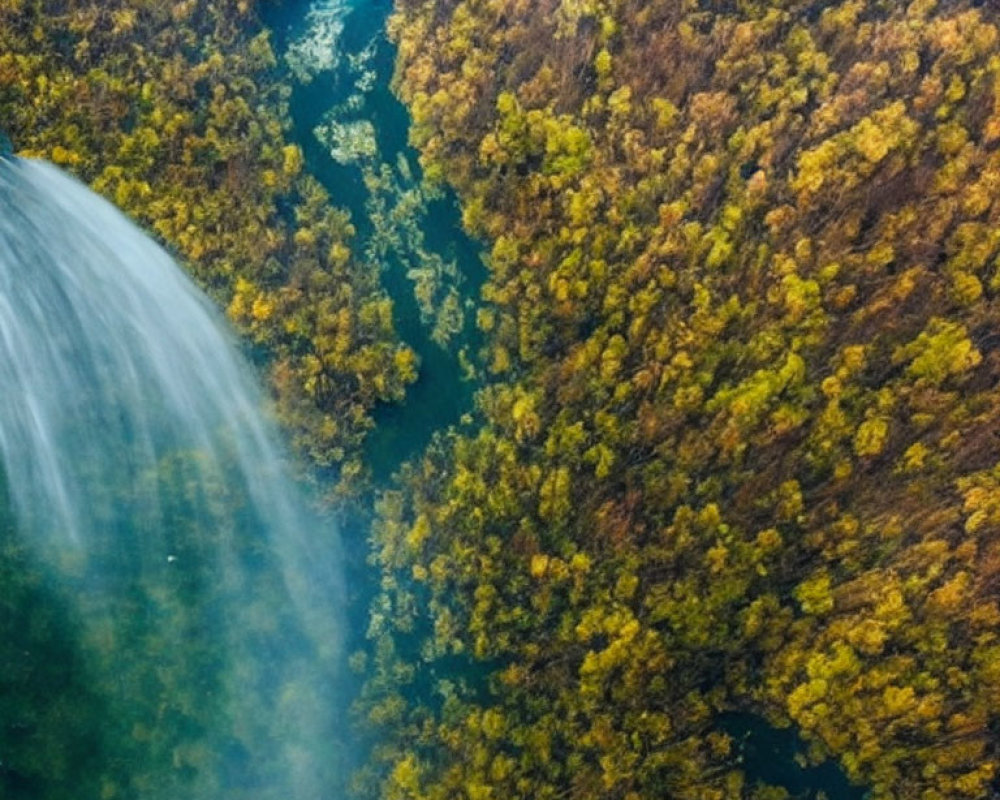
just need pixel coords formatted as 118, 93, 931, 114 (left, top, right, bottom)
355, 0, 1000, 798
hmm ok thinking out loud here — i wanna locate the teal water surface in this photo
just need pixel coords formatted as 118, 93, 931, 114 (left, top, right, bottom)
264, 0, 487, 484
261, 2, 493, 789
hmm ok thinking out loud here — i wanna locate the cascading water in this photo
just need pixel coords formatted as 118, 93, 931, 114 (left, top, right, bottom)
0, 158, 344, 799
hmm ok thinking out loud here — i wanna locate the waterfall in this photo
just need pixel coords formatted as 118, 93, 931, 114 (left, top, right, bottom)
0, 158, 343, 799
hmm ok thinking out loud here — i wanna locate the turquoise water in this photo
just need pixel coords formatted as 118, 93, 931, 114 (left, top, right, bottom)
261, 7, 494, 790
720, 713, 866, 799
264, 0, 487, 484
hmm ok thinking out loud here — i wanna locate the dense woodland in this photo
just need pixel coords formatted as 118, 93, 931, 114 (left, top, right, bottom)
3, 0, 1000, 798
358, 0, 1000, 798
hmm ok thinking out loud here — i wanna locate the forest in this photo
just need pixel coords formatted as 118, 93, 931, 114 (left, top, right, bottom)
3, 0, 1000, 798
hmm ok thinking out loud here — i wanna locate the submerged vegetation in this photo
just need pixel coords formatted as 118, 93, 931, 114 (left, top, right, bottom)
4, 0, 1000, 798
